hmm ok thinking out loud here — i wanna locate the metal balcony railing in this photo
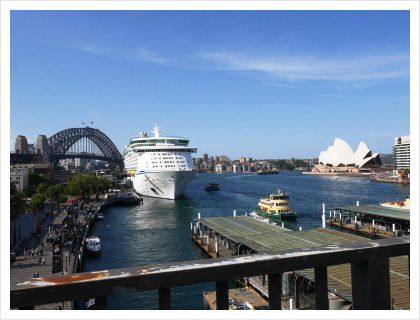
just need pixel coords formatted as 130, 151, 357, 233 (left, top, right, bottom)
10, 236, 409, 310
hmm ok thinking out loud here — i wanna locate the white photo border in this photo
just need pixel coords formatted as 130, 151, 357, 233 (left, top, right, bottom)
1, 1, 418, 320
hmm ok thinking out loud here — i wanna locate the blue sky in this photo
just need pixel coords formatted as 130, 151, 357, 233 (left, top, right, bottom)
11, 11, 409, 159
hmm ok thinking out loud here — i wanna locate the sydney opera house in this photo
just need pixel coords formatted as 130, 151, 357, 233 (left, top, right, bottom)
312, 138, 381, 174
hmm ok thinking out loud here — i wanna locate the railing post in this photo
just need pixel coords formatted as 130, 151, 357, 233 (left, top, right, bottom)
216, 280, 229, 310
351, 260, 370, 309
351, 257, 391, 310
369, 257, 391, 309
294, 276, 301, 310
268, 273, 282, 310
158, 288, 171, 310
314, 267, 329, 310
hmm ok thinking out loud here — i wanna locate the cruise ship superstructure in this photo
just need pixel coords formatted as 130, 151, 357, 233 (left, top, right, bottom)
124, 125, 197, 199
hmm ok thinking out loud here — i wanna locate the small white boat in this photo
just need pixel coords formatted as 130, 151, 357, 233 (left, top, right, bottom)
96, 213, 105, 220
85, 236, 101, 254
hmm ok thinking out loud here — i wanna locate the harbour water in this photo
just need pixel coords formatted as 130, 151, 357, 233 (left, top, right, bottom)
83, 171, 410, 309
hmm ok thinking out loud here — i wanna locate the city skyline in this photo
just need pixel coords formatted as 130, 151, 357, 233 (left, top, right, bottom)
11, 11, 409, 159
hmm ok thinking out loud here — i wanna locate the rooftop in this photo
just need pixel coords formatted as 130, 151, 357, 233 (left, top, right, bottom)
199, 215, 364, 254
335, 205, 410, 222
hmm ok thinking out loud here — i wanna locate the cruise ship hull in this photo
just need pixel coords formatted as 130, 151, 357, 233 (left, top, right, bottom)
131, 170, 195, 200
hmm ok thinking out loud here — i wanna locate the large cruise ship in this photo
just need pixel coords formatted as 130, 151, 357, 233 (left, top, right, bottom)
124, 125, 197, 199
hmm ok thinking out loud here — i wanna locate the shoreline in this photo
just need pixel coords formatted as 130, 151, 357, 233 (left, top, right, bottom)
302, 172, 372, 177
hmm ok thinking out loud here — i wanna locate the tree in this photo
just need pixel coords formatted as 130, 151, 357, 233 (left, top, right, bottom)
36, 182, 49, 194
10, 183, 25, 246
65, 175, 111, 200
45, 185, 63, 214
26, 172, 46, 197
30, 193, 46, 233
59, 194, 68, 204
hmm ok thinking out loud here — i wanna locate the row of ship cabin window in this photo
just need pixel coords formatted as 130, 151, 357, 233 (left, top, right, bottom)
151, 165, 187, 168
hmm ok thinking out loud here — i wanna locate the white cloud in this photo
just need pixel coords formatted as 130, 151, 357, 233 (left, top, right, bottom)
135, 48, 169, 64
199, 51, 409, 82
77, 44, 110, 55
74, 43, 408, 84
76, 43, 170, 65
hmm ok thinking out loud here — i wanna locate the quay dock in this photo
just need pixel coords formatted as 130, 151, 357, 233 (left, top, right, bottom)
325, 204, 410, 239
98, 191, 142, 212
10, 198, 106, 310
10, 210, 82, 310
192, 215, 409, 310
10, 191, 142, 310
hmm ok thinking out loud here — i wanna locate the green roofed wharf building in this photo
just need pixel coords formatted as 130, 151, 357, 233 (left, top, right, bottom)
192, 215, 409, 310
328, 204, 410, 238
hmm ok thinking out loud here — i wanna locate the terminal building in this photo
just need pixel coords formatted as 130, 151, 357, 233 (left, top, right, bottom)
394, 136, 410, 170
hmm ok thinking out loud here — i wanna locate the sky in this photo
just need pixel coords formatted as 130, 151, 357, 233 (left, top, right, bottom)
11, 11, 410, 159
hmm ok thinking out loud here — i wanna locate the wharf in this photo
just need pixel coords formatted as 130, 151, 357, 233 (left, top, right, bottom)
98, 192, 142, 212
327, 219, 394, 238
327, 205, 410, 238
193, 215, 409, 309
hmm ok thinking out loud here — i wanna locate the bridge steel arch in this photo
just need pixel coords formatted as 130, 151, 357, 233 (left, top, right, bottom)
48, 127, 123, 169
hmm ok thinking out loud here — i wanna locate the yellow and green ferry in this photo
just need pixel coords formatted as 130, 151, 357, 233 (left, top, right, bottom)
255, 191, 297, 222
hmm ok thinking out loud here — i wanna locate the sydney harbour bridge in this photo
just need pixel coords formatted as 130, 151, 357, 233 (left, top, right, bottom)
12, 127, 124, 170
48, 127, 123, 169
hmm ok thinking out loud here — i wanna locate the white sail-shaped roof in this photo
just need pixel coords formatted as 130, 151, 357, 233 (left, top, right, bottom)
318, 138, 381, 168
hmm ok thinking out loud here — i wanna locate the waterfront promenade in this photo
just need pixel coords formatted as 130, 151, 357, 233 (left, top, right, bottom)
10, 194, 140, 310
10, 211, 77, 310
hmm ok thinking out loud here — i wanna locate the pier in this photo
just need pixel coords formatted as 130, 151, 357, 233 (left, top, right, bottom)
98, 191, 142, 212
325, 205, 410, 239
192, 215, 410, 310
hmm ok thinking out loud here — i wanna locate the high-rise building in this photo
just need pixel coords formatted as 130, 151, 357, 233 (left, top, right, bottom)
35, 135, 49, 161
394, 136, 410, 170
203, 153, 209, 162
15, 135, 29, 154
10, 164, 33, 192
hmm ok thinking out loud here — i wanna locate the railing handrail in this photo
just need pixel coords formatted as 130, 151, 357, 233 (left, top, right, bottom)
10, 236, 409, 309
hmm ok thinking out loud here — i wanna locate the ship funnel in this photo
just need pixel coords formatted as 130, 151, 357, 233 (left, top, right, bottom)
152, 124, 161, 137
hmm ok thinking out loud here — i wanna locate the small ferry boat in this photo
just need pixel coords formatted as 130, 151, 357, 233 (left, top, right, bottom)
380, 198, 410, 209
205, 183, 220, 191
85, 236, 101, 255
255, 191, 297, 222
257, 170, 279, 175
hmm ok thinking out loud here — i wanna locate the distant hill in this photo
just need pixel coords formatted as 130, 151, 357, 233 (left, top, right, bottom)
379, 153, 394, 165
